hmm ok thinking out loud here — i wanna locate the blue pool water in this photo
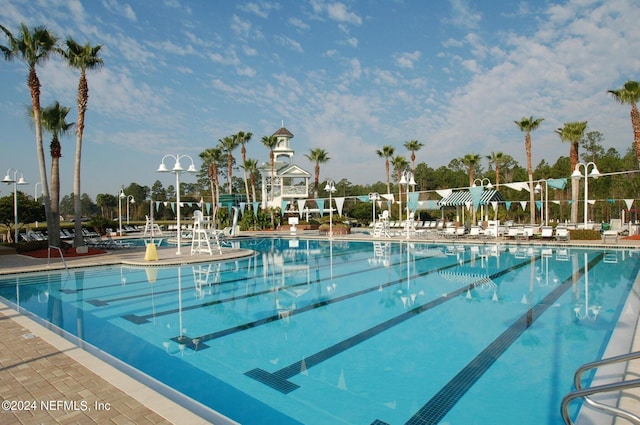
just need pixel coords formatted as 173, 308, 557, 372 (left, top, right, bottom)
1, 239, 639, 424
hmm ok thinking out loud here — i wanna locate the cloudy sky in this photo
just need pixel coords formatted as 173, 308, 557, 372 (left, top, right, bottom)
0, 0, 638, 199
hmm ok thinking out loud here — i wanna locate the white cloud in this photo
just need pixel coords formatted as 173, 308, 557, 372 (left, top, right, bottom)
102, 0, 137, 21
275, 35, 304, 53
395, 51, 421, 69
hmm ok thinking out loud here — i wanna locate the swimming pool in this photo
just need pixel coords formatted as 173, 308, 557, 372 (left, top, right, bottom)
1, 239, 639, 424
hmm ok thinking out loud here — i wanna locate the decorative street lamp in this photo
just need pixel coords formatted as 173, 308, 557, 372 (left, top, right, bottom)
118, 189, 125, 236
368, 192, 380, 225
534, 180, 548, 226
126, 195, 135, 224
571, 162, 600, 227
157, 154, 197, 254
472, 178, 493, 223
399, 170, 416, 239
324, 179, 337, 237
2, 169, 28, 243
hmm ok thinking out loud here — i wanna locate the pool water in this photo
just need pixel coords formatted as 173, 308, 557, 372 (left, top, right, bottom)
1, 239, 639, 425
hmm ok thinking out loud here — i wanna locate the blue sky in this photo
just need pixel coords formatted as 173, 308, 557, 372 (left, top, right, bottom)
0, 0, 638, 199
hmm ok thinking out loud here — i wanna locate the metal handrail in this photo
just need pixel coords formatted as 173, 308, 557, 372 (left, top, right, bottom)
561, 351, 640, 425
47, 245, 68, 271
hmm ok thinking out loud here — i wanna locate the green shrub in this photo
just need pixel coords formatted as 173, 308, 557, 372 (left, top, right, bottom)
568, 229, 601, 240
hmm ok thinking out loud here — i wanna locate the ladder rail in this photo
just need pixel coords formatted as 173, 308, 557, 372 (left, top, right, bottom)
561, 378, 640, 425
562, 351, 640, 425
47, 245, 69, 271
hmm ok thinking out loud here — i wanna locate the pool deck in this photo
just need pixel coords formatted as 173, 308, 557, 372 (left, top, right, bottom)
1, 232, 640, 424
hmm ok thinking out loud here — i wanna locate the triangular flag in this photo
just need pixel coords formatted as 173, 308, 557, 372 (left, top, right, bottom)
317, 199, 325, 216
469, 186, 483, 211
625, 199, 635, 210
519, 201, 527, 210
252, 201, 260, 217
335, 197, 345, 216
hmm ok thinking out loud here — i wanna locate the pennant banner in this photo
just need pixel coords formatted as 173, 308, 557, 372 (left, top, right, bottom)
408, 192, 419, 211
519, 201, 527, 210
625, 199, 635, 210
547, 178, 567, 189
252, 201, 260, 217
317, 199, 325, 216
469, 186, 484, 212
335, 197, 345, 216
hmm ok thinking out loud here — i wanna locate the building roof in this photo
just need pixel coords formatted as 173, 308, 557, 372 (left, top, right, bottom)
273, 126, 294, 138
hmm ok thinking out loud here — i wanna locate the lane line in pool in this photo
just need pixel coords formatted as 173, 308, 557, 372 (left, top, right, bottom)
394, 252, 604, 425
120, 245, 451, 326
244, 255, 536, 394
88, 246, 373, 307
167, 254, 466, 351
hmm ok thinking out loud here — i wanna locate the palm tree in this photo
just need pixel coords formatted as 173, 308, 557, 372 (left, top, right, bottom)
404, 139, 424, 172
235, 131, 253, 202
60, 37, 103, 248
261, 135, 278, 201
242, 158, 259, 204
608, 81, 640, 163
199, 147, 224, 208
304, 148, 330, 198
556, 121, 588, 223
461, 153, 481, 187
218, 135, 239, 194
514, 116, 544, 223
486, 151, 505, 187
40, 101, 74, 247
391, 155, 409, 218
376, 145, 395, 195
0, 23, 58, 240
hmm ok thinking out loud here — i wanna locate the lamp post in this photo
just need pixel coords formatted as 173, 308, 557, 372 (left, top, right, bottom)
324, 179, 336, 237
571, 162, 600, 227
126, 195, 135, 224
34, 181, 42, 203
399, 170, 416, 239
368, 192, 380, 226
534, 180, 548, 226
118, 189, 125, 236
157, 154, 197, 255
2, 169, 28, 243
472, 178, 493, 223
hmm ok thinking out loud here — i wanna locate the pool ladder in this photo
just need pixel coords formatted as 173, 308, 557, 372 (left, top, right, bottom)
47, 245, 68, 271
561, 351, 640, 424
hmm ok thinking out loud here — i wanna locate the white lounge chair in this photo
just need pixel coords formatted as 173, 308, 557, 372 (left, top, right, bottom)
555, 227, 570, 242
602, 230, 618, 244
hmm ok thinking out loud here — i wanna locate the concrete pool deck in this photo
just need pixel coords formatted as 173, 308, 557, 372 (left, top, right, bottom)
1, 233, 640, 424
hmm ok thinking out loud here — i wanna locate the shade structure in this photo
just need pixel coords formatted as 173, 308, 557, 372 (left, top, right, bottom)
437, 189, 505, 207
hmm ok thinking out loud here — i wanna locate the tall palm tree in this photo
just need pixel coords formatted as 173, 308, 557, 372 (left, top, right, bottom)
199, 147, 224, 208
391, 155, 409, 218
218, 135, 239, 194
556, 121, 588, 223
404, 139, 424, 172
261, 135, 278, 201
461, 153, 481, 187
304, 148, 330, 198
0, 23, 58, 240
608, 81, 640, 163
235, 131, 253, 202
60, 37, 103, 249
486, 151, 505, 187
40, 101, 73, 247
242, 158, 259, 204
514, 116, 544, 223
376, 145, 395, 195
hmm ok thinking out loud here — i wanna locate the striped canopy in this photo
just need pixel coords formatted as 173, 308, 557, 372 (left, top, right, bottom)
437, 189, 505, 207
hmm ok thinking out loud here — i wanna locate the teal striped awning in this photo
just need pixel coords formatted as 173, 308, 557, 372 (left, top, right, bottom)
437, 189, 505, 207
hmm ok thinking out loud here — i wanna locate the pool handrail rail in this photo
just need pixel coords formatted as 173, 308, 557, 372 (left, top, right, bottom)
561, 351, 640, 425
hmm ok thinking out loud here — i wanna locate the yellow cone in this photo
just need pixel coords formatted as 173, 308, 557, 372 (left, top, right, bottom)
145, 242, 159, 261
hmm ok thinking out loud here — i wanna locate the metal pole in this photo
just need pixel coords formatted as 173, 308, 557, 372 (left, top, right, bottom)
13, 180, 18, 243
176, 170, 182, 254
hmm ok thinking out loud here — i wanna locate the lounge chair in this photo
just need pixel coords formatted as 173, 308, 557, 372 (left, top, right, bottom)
555, 227, 570, 242
540, 226, 554, 240
602, 230, 618, 244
